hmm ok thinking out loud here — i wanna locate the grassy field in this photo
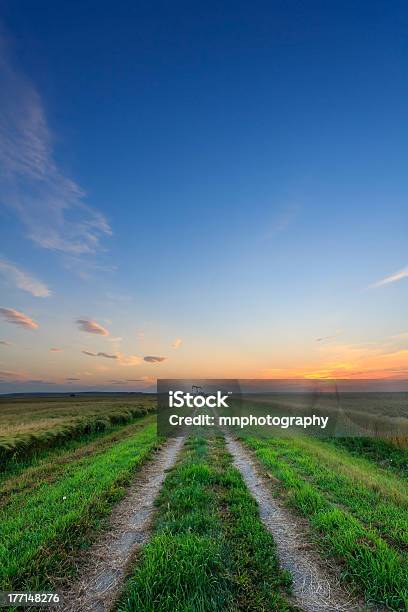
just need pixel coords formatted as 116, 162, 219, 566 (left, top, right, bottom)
330, 436, 408, 477
239, 392, 408, 444
0, 396, 158, 591
0, 394, 156, 465
1, 394, 407, 610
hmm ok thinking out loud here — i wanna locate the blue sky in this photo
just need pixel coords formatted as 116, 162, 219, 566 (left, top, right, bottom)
0, 1, 407, 391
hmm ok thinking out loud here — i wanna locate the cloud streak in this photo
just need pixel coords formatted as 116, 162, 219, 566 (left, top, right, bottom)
172, 338, 182, 349
81, 349, 142, 365
0, 369, 26, 381
82, 350, 117, 359
0, 258, 51, 297
369, 266, 408, 288
0, 307, 38, 329
144, 355, 167, 363
316, 330, 342, 343
76, 319, 109, 336
0, 39, 111, 256
117, 354, 142, 366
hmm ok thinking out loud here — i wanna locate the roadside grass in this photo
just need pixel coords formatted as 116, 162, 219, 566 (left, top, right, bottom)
0, 414, 156, 507
264, 436, 408, 549
242, 436, 408, 610
0, 395, 156, 466
118, 433, 294, 612
0, 422, 159, 591
328, 437, 408, 479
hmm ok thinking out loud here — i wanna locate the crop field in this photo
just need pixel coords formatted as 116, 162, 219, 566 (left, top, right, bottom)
0, 394, 407, 611
0, 394, 156, 464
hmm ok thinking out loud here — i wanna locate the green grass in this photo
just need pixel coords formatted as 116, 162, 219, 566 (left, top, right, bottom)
241, 435, 408, 610
0, 394, 156, 466
118, 433, 294, 612
0, 419, 159, 591
2, 394, 406, 610
0, 414, 156, 507
262, 436, 408, 549
329, 437, 408, 479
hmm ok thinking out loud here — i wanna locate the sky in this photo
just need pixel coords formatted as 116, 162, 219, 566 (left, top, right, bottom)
0, 0, 407, 392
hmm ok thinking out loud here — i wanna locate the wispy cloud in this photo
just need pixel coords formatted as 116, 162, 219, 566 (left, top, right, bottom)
82, 350, 117, 359
316, 330, 342, 343
391, 331, 408, 340
81, 348, 141, 365
0, 38, 111, 256
0, 340, 12, 346
107, 375, 154, 385
66, 377, 80, 381
0, 369, 26, 381
76, 319, 109, 336
0, 258, 51, 297
0, 307, 38, 329
64, 257, 116, 280
369, 266, 408, 288
144, 355, 167, 363
107, 378, 145, 385
117, 353, 142, 366
50, 347, 63, 352
172, 338, 182, 349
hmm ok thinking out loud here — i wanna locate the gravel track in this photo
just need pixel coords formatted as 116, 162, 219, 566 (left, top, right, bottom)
226, 435, 366, 612
60, 436, 184, 612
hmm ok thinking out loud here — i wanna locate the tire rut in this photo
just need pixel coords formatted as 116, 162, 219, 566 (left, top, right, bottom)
60, 436, 184, 612
225, 435, 369, 612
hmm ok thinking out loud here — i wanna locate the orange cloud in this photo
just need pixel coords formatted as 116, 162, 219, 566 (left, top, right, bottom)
172, 338, 182, 349
76, 319, 109, 336
117, 353, 142, 366
50, 347, 63, 352
261, 344, 408, 380
0, 307, 38, 329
